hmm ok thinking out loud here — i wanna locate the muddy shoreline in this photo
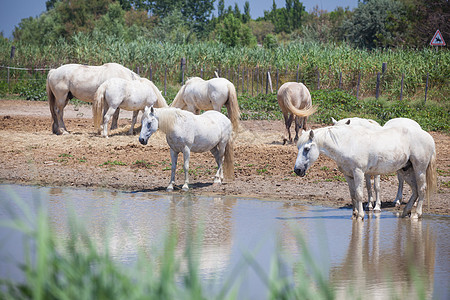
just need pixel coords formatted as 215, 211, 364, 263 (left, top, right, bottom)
0, 99, 448, 216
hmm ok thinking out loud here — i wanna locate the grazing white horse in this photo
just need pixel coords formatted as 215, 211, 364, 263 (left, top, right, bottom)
170, 77, 241, 131
294, 124, 437, 220
139, 107, 234, 191
46, 63, 140, 135
332, 117, 423, 211
277, 82, 317, 144
92, 78, 168, 137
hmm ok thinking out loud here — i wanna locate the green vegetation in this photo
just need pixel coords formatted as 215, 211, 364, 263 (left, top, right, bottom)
100, 160, 127, 166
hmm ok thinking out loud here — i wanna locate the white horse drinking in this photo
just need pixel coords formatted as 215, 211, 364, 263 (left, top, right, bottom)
277, 82, 317, 144
47, 63, 140, 135
294, 124, 437, 220
332, 117, 423, 211
170, 77, 241, 131
139, 107, 234, 191
92, 77, 168, 137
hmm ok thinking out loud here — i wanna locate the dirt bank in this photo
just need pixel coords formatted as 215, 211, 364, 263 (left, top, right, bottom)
0, 99, 449, 216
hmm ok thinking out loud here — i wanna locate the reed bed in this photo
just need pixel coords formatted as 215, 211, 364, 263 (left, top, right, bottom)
1, 35, 448, 102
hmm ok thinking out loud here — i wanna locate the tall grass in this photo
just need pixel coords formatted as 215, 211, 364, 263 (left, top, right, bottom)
1, 35, 448, 102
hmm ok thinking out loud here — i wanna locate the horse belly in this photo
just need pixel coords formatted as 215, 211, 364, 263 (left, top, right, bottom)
366, 152, 409, 175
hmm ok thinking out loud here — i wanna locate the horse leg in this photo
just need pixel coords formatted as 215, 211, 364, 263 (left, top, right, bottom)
294, 116, 301, 143
352, 170, 366, 220
211, 146, 224, 184
394, 172, 404, 207
129, 110, 139, 135
54, 96, 70, 135
344, 175, 358, 217
373, 175, 381, 212
283, 113, 293, 145
401, 171, 418, 218
102, 107, 116, 138
110, 107, 120, 130
167, 149, 178, 191
182, 146, 191, 191
402, 168, 426, 218
365, 175, 374, 211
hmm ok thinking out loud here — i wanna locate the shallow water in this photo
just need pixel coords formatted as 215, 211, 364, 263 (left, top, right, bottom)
0, 184, 449, 299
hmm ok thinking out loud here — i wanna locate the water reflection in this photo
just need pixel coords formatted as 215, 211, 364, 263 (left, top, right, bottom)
47, 192, 236, 279
330, 215, 436, 299
1, 184, 448, 299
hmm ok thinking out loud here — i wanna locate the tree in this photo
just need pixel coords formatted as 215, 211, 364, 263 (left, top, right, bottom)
218, 0, 225, 19
243, 1, 251, 23
341, 0, 407, 49
216, 14, 256, 47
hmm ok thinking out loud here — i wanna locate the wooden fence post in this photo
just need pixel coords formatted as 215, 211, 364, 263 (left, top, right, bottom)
376, 72, 380, 99
149, 65, 152, 81
180, 57, 186, 84
338, 72, 342, 89
276, 68, 279, 91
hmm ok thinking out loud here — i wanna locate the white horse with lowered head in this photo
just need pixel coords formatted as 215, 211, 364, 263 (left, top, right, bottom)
277, 82, 317, 144
170, 77, 241, 131
294, 124, 436, 220
332, 117, 423, 211
139, 107, 234, 191
93, 77, 168, 137
46, 63, 140, 135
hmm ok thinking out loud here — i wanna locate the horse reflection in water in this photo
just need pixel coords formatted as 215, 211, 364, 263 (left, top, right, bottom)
329, 217, 436, 299
47, 191, 236, 277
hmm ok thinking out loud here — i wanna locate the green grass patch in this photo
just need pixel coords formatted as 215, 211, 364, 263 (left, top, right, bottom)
99, 160, 127, 166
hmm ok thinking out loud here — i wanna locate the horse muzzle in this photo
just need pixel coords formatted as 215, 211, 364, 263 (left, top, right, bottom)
294, 168, 306, 177
139, 137, 148, 145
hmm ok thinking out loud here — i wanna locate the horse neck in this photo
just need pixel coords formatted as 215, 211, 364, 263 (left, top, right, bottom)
154, 108, 177, 134
314, 127, 343, 161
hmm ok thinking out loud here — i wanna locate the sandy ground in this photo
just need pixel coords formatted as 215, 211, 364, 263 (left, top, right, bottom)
0, 99, 449, 216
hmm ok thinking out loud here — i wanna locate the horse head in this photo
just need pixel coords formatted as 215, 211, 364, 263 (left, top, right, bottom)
139, 106, 158, 145
294, 130, 320, 177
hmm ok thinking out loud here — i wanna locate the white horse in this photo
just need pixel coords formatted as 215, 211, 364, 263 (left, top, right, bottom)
170, 77, 241, 131
92, 78, 168, 137
46, 63, 140, 135
138, 107, 234, 191
294, 124, 437, 220
332, 117, 423, 211
277, 82, 317, 144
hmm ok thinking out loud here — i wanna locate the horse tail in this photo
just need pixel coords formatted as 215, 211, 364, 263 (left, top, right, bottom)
282, 89, 317, 118
223, 137, 235, 181
225, 82, 241, 132
47, 70, 58, 134
170, 84, 187, 109
149, 81, 168, 108
93, 82, 107, 132
426, 150, 437, 208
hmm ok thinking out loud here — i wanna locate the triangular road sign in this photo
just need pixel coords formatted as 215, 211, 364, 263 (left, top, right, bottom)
430, 29, 446, 46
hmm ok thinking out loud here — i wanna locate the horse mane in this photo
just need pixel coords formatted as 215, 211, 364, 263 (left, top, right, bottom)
141, 78, 168, 108
156, 107, 190, 133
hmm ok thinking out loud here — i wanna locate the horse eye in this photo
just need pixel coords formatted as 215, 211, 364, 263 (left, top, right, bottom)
147, 122, 152, 129
303, 147, 310, 154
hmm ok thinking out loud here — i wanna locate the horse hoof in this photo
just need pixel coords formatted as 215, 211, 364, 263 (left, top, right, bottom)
166, 186, 174, 192
182, 184, 189, 191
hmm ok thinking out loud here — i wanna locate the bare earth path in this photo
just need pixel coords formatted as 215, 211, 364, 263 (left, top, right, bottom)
1, 99, 449, 216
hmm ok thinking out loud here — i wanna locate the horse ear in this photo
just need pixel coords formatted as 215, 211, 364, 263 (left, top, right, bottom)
309, 130, 314, 140
346, 119, 351, 125
331, 117, 337, 125
150, 106, 154, 114
144, 106, 149, 113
